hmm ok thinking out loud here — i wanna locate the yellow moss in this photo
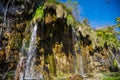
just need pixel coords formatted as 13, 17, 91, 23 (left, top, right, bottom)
49, 54, 56, 75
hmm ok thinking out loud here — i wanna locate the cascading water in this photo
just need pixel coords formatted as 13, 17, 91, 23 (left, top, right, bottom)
79, 54, 86, 77
72, 27, 85, 76
15, 24, 43, 80
72, 27, 78, 73
15, 56, 26, 80
0, 0, 10, 39
24, 24, 38, 79
72, 27, 86, 77
109, 49, 120, 69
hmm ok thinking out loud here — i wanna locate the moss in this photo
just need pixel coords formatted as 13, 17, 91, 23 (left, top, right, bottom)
67, 14, 74, 26
102, 72, 120, 80
46, 0, 57, 3
102, 76, 120, 80
24, 39, 30, 50
16, 33, 22, 49
32, 6, 44, 22
95, 26, 120, 48
22, 35, 30, 51
113, 59, 118, 68
49, 54, 56, 75
6, 70, 15, 80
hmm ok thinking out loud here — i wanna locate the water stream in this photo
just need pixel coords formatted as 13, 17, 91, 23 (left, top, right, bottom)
72, 27, 85, 76
3, 0, 11, 28
0, 0, 10, 40
109, 49, 120, 69
24, 24, 38, 79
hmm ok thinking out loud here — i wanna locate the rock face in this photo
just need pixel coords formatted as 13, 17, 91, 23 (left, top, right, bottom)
0, 1, 120, 80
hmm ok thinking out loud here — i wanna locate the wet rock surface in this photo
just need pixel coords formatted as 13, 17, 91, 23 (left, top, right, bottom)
0, 1, 120, 80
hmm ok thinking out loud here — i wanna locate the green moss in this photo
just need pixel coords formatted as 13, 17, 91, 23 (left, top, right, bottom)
95, 26, 120, 47
114, 59, 118, 68
102, 76, 120, 80
22, 37, 30, 51
102, 72, 120, 80
46, 0, 57, 3
6, 70, 14, 80
16, 33, 22, 49
67, 14, 74, 26
32, 6, 44, 22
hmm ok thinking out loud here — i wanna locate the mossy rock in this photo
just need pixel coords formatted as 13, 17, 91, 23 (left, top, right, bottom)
67, 14, 74, 26
49, 54, 56, 75
32, 6, 44, 22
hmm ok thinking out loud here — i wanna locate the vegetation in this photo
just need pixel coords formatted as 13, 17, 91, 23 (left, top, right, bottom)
116, 17, 120, 40
102, 72, 120, 80
83, 18, 89, 26
114, 59, 118, 68
95, 26, 120, 47
67, 14, 75, 26
46, 0, 57, 3
116, 17, 120, 28
32, 6, 44, 22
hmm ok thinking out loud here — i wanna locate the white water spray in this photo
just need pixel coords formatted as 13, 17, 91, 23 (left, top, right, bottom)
24, 24, 37, 79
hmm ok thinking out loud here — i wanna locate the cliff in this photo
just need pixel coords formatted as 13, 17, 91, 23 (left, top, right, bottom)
0, 0, 120, 80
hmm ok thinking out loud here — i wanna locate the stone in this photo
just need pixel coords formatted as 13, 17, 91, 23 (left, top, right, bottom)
56, 5, 64, 18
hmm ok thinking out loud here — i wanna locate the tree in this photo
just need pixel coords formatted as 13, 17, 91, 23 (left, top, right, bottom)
116, 17, 120, 40
96, 26, 120, 47
65, 0, 80, 20
83, 18, 89, 26
116, 17, 120, 28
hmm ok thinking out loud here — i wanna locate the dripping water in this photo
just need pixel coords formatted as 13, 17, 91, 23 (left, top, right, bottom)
72, 27, 85, 77
24, 24, 38, 79
71, 27, 78, 73
0, 0, 11, 40
3, 0, 10, 28
79, 54, 84, 76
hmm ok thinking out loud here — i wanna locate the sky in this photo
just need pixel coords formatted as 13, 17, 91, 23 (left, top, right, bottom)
60, 0, 120, 28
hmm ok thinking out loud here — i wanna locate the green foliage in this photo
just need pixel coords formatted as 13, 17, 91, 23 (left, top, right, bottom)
102, 76, 120, 80
102, 72, 120, 80
67, 14, 74, 26
22, 37, 30, 51
95, 26, 120, 47
65, 0, 80, 20
116, 17, 120, 28
115, 17, 120, 40
113, 59, 118, 68
32, 6, 44, 22
46, 0, 57, 3
65, 0, 78, 12
83, 18, 89, 26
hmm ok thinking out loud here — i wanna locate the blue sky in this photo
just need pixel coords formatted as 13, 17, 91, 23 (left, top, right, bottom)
60, 0, 120, 28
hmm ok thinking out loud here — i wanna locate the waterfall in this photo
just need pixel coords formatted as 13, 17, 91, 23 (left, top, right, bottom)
24, 24, 38, 79
79, 54, 85, 77
0, 0, 10, 40
72, 27, 86, 77
109, 49, 120, 69
72, 27, 78, 73
3, 0, 11, 28
15, 56, 25, 80
15, 24, 43, 80
72, 27, 85, 76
